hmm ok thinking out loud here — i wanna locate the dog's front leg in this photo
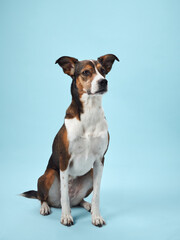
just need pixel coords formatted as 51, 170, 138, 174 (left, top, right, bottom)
60, 168, 73, 226
91, 159, 106, 227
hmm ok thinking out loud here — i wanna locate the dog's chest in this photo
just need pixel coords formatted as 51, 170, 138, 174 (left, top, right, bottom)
65, 101, 108, 177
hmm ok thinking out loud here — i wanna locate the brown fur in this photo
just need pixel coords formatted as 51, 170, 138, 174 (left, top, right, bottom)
38, 169, 56, 201
98, 54, 119, 74
75, 62, 97, 98
55, 56, 78, 76
65, 99, 81, 119
37, 124, 71, 201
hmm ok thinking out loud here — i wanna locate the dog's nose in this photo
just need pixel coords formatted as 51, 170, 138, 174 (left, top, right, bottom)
99, 79, 108, 87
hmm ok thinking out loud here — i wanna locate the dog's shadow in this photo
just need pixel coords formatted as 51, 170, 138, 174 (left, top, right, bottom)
72, 206, 91, 224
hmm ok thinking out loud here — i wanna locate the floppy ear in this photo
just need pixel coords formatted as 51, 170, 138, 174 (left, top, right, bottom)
97, 54, 119, 74
55, 56, 78, 77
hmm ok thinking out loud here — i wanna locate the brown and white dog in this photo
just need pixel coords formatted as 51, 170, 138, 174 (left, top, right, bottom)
22, 54, 119, 227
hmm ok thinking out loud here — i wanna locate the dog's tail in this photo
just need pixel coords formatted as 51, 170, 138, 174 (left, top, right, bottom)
20, 190, 38, 199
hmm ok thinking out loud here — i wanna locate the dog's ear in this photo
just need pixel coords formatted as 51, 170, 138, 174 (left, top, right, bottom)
97, 54, 119, 74
55, 56, 78, 77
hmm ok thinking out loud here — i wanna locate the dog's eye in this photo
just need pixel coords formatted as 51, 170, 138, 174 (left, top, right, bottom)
82, 70, 90, 76
100, 68, 106, 75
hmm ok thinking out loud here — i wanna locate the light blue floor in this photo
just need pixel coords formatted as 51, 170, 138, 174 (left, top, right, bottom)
1, 149, 180, 240
2, 189, 180, 240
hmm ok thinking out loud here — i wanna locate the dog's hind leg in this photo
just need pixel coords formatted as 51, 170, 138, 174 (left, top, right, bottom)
37, 168, 57, 215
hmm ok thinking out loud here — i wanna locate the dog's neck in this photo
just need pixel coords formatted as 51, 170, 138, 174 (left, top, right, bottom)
80, 94, 104, 129
65, 78, 104, 121
66, 92, 104, 121
81, 93, 102, 111
70, 78, 83, 118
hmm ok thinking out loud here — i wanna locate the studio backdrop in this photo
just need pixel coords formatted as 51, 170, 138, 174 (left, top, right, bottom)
0, 0, 180, 240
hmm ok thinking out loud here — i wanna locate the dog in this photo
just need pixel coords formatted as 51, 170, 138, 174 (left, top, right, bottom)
21, 54, 119, 227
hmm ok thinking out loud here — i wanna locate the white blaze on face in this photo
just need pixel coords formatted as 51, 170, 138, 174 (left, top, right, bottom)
90, 60, 105, 94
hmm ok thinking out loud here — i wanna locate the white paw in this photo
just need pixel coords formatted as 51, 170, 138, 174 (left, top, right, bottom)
80, 200, 91, 212
40, 202, 51, 215
92, 215, 106, 227
61, 214, 74, 226
83, 202, 91, 212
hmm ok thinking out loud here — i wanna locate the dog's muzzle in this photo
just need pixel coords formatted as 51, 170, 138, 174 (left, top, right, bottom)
96, 79, 108, 94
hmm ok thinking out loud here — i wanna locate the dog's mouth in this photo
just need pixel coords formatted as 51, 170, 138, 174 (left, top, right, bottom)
95, 85, 108, 94
87, 87, 107, 95
94, 88, 107, 95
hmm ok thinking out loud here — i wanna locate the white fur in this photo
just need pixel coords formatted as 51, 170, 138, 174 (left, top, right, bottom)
61, 92, 108, 226
79, 199, 91, 212
90, 60, 105, 94
48, 174, 61, 207
65, 94, 108, 178
59, 167, 93, 225
40, 202, 51, 215
60, 168, 74, 225
48, 171, 93, 208
91, 160, 105, 226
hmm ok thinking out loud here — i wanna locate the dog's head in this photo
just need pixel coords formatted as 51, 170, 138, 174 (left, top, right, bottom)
55, 54, 119, 96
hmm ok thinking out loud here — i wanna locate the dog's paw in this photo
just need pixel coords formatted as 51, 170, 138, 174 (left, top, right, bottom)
80, 200, 91, 212
83, 201, 91, 212
61, 214, 74, 226
92, 215, 106, 227
40, 202, 51, 216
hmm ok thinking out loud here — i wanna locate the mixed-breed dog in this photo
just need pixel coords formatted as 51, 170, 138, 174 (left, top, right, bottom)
21, 54, 119, 227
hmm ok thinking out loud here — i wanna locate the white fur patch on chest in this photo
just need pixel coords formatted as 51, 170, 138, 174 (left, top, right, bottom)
65, 94, 108, 177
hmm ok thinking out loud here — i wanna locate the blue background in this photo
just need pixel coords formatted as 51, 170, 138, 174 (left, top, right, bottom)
0, 0, 180, 239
